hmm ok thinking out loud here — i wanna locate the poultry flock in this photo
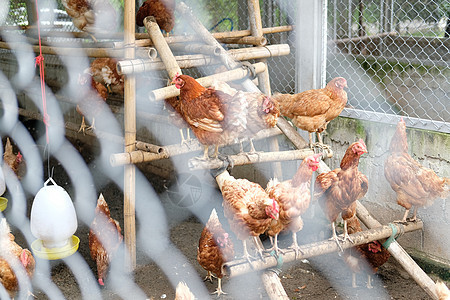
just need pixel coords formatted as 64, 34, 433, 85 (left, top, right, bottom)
1, 1, 449, 298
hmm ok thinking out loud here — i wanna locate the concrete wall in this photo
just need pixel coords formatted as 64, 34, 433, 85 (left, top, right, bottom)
323, 116, 450, 263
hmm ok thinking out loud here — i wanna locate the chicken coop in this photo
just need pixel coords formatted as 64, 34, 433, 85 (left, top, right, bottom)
0, 0, 449, 299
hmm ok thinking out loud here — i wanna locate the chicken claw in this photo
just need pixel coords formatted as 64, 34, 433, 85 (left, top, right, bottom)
203, 271, 216, 283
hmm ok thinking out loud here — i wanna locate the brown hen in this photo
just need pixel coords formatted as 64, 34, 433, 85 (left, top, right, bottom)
315, 139, 368, 249
61, 0, 118, 41
265, 154, 321, 256
136, 0, 175, 34
89, 194, 123, 286
213, 80, 280, 152
384, 118, 449, 223
89, 58, 124, 96
0, 219, 35, 298
197, 208, 234, 296
3, 137, 26, 179
343, 216, 390, 288
172, 74, 248, 159
213, 168, 279, 262
77, 65, 108, 133
272, 77, 348, 148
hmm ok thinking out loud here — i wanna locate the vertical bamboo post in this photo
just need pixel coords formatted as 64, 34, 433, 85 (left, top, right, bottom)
123, 0, 137, 271
247, 0, 283, 180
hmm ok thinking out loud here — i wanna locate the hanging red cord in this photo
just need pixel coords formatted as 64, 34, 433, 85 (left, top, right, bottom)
34, 0, 50, 144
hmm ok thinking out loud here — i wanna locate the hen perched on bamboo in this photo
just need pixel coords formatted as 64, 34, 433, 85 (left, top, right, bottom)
272, 77, 348, 148
265, 154, 321, 256
61, 0, 118, 41
212, 167, 279, 262
384, 118, 450, 223
315, 139, 368, 249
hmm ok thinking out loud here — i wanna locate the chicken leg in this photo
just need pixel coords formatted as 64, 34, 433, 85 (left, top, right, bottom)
212, 278, 227, 296
203, 271, 215, 283
330, 222, 344, 252
78, 116, 88, 134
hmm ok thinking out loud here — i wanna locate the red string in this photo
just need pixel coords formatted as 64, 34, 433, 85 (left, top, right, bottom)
34, 0, 49, 144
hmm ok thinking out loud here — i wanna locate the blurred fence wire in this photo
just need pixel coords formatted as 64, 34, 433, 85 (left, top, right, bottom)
0, 0, 449, 298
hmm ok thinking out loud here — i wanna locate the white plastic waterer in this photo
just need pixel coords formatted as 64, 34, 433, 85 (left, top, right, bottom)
30, 177, 77, 249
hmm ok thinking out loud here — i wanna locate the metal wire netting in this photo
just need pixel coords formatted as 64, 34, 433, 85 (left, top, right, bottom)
327, 0, 449, 132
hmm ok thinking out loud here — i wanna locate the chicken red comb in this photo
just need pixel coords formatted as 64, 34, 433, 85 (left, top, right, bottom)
313, 153, 322, 162
358, 138, 366, 148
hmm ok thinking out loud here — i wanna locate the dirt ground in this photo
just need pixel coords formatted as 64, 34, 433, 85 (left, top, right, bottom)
3, 136, 449, 300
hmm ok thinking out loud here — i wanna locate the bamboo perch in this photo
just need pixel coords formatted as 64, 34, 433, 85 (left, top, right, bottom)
110, 127, 282, 166
143, 16, 181, 78
222, 219, 423, 278
113, 25, 293, 48
116, 44, 290, 75
261, 271, 289, 300
356, 202, 439, 299
0, 41, 126, 58
218, 36, 267, 46
22, 25, 293, 42
147, 62, 267, 102
276, 118, 310, 150
188, 147, 333, 170
169, 43, 222, 56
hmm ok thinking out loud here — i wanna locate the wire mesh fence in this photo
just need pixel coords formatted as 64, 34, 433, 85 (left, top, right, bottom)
0, 0, 449, 299
327, 0, 449, 132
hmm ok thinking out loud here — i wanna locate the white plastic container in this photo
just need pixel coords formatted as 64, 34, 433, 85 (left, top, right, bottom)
30, 178, 77, 249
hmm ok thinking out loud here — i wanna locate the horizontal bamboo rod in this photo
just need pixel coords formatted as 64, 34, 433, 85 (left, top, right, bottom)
117, 44, 290, 75
22, 25, 293, 42
110, 127, 282, 166
0, 41, 125, 58
219, 36, 267, 46
223, 220, 423, 278
356, 201, 439, 299
113, 25, 293, 48
169, 43, 222, 56
148, 62, 267, 102
188, 147, 333, 170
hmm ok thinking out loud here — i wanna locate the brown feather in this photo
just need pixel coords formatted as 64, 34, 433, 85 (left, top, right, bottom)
136, 0, 175, 33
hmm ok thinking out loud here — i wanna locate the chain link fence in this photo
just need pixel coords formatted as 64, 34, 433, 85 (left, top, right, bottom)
327, 0, 449, 133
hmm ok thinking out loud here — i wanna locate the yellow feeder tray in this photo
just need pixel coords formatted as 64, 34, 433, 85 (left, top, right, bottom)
31, 235, 80, 260
0, 197, 7, 212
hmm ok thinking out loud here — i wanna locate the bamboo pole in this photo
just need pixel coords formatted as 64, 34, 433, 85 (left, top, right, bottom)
261, 272, 289, 300
143, 16, 181, 78
188, 148, 333, 170
218, 36, 267, 46
356, 202, 439, 299
169, 43, 222, 56
0, 41, 125, 58
123, 0, 137, 271
113, 25, 293, 48
148, 62, 267, 102
110, 127, 282, 166
222, 220, 424, 278
247, 0, 283, 183
276, 118, 311, 150
116, 44, 290, 75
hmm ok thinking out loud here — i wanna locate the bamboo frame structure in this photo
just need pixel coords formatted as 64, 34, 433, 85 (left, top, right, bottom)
222, 219, 424, 277
110, 127, 282, 166
116, 44, 290, 75
169, 43, 222, 56
123, 0, 137, 271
